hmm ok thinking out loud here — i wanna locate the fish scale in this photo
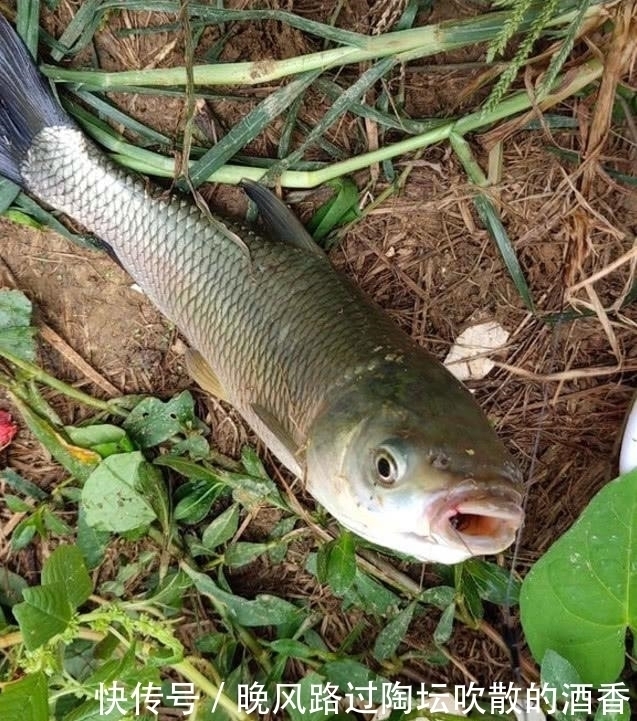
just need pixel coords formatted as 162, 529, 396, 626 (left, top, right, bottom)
23, 127, 394, 440
0, 14, 525, 562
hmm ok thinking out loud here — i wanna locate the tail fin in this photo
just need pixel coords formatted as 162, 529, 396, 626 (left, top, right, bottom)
0, 14, 71, 184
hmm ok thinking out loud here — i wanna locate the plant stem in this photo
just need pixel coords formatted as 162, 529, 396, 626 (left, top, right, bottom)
41, 4, 605, 88
0, 348, 126, 416
101, 57, 602, 189
171, 658, 257, 721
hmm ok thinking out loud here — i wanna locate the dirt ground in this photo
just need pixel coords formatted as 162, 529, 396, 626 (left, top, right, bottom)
1, 0, 636, 693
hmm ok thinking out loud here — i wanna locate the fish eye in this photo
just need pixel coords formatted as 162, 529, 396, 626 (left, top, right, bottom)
374, 449, 400, 486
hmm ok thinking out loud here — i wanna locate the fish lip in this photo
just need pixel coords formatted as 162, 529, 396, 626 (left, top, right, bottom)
431, 481, 524, 553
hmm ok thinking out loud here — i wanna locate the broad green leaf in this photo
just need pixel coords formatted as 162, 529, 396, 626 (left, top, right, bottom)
224, 541, 270, 568
520, 469, 637, 685
14, 582, 73, 650
42, 508, 74, 536
5, 494, 31, 512
268, 638, 318, 661
463, 558, 520, 605
240, 446, 269, 479
65, 424, 135, 457
147, 570, 192, 610
0, 566, 28, 607
81, 452, 158, 533
173, 480, 224, 523
306, 178, 360, 240
540, 649, 586, 721
183, 566, 302, 627
42, 545, 92, 609
0, 290, 33, 329
0, 290, 36, 361
373, 601, 416, 661
76, 507, 110, 569
433, 603, 455, 646
307, 554, 401, 615
454, 563, 483, 622
321, 660, 388, 704
10, 517, 37, 551
170, 433, 209, 459
0, 671, 48, 721
123, 391, 198, 448
201, 505, 239, 550
318, 531, 356, 597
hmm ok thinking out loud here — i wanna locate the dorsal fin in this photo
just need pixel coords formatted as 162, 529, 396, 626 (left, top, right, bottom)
240, 179, 325, 258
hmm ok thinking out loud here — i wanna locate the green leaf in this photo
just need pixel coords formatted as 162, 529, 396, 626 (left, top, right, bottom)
42, 545, 92, 609
0, 177, 20, 214
224, 541, 270, 568
306, 178, 360, 240
0, 671, 48, 721
9, 395, 100, 482
81, 452, 159, 533
183, 566, 302, 627
0, 290, 37, 361
0, 566, 28, 607
123, 391, 198, 448
42, 508, 74, 536
5, 494, 31, 512
0, 468, 47, 500
321, 660, 387, 704
14, 582, 73, 650
319, 531, 357, 597
201, 505, 240, 550
65, 424, 135, 457
373, 601, 416, 661
173, 480, 223, 524
520, 468, 637, 685
10, 517, 37, 551
463, 559, 520, 605
540, 649, 586, 721
76, 507, 110, 569
433, 603, 455, 646
268, 638, 318, 661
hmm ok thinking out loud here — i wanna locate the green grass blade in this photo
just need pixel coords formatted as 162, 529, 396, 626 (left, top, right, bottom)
0, 179, 21, 214
13, 194, 101, 251
262, 57, 396, 183
315, 77, 441, 134
450, 132, 534, 311
69, 90, 175, 147
49, 0, 103, 61
16, 0, 40, 57
185, 69, 322, 188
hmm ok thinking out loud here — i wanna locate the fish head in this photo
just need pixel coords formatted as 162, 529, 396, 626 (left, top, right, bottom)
305, 355, 524, 564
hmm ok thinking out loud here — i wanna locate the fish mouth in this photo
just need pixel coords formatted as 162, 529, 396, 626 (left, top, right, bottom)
432, 483, 524, 555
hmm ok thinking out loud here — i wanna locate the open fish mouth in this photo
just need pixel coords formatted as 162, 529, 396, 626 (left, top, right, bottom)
432, 485, 524, 554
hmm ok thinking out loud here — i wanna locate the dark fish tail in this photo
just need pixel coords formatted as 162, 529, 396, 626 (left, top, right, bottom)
0, 15, 71, 184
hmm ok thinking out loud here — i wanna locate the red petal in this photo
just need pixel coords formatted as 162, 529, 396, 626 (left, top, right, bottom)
0, 410, 18, 449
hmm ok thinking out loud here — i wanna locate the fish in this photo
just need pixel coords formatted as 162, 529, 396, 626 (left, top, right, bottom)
0, 15, 524, 564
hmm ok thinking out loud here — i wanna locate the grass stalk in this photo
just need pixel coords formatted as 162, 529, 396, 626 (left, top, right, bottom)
40, 3, 606, 89
0, 348, 126, 416
100, 57, 603, 189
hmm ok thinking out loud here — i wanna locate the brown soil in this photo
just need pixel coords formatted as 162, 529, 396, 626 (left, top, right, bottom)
1, 0, 636, 702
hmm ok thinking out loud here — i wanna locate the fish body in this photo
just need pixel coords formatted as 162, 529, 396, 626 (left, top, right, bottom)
0, 16, 523, 563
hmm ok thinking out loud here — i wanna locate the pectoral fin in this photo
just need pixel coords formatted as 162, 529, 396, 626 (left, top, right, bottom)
240, 179, 325, 258
251, 402, 299, 461
185, 349, 228, 401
